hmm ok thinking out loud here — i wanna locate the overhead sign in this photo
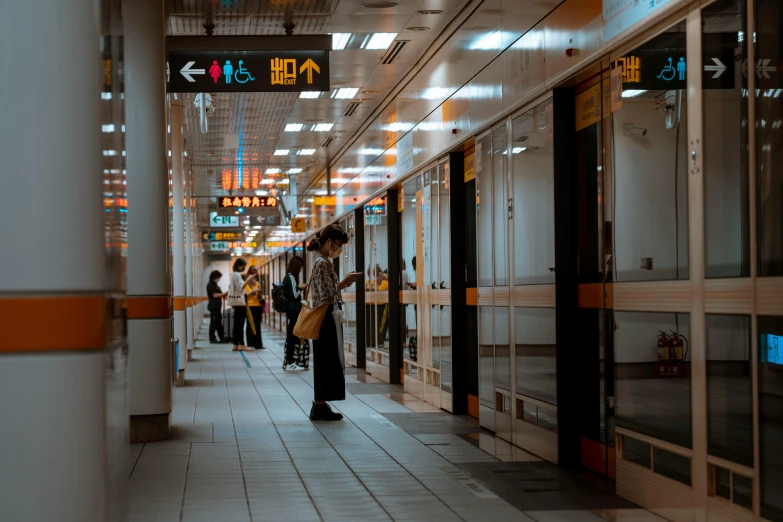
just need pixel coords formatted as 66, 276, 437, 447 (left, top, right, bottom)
209, 212, 239, 227
166, 36, 331, 93
257, 215, 281, 226
364, 197, 386, 218
210, 241, 258, 250
614, 48, 735, 91
290, 217, 306, 233
203, 231, 244, 241
604, 0, 672, 42
220, 195, 277, 210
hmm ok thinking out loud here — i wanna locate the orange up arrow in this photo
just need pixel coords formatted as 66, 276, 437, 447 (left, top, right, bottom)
300, 58, 320, 84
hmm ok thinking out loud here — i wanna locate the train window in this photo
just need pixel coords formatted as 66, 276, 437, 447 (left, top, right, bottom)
653, 447, 691, 486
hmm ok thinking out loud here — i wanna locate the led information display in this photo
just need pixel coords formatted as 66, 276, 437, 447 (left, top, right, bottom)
220, 196, 277, 209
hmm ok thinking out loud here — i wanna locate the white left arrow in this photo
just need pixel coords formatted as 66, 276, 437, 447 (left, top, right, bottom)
180, 61, 205, 82
704, 57, 727, 78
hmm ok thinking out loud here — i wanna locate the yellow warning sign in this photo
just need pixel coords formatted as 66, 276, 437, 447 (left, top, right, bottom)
291, 217, 306, 233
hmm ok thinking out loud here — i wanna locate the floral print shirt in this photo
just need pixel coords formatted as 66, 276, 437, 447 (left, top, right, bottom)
308, 253, 341, 309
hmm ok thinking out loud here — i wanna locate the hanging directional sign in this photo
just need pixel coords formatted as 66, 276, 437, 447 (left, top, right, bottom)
614, 48, 735, 91
209, 212, 239, 227
166, 36, 331, 93
203, 231, 244, 241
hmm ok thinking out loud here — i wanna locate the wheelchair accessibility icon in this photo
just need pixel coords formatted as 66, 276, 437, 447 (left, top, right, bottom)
657, 57, 687, 81
234, 60, 255, 84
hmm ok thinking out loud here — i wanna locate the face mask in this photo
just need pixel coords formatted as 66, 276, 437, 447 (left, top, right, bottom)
328, 241, 342, 259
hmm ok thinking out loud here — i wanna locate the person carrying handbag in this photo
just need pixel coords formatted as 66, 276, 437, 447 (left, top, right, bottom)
228, 258, 255, 352
302, 224, 362, 421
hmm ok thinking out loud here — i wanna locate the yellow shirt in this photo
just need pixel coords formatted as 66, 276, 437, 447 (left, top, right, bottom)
245, 282, 261, 307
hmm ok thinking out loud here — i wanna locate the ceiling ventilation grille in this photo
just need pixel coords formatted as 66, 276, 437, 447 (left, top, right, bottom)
304, 165, 312, 172
343, 102, 361, 117
321, 137, 334, 147
381, 40, 408, 64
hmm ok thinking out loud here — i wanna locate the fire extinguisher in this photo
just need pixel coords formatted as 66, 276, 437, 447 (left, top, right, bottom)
669, 331, 689, 361
657, 330, 671, 360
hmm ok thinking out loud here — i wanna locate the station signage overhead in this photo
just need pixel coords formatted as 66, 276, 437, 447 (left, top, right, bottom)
210, 241, 258, 250
209, 212, 239, 227
166, 36, 331, 93
203, 231, 244, 241
220, 196, 277, 210
615, 48, 736, 91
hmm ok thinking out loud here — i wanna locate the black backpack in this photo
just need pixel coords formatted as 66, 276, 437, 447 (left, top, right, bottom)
271, 282, 288, 313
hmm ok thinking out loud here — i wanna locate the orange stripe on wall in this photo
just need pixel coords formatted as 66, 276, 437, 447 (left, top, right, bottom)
173, 297, 187, 311
580, 436, 616, 480
0, 295, 106, 352
467, 394, 479, 419
466, 288, 478, 306
578, 283, 613, 309
127, 296, 171, 319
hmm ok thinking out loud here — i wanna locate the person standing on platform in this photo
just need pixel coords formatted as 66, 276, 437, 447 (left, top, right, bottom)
228, 258, 254, 351
244, 265, 264, 350
207, 270, 228, 343
306, 224, 363, 421
282, 255, 308, 370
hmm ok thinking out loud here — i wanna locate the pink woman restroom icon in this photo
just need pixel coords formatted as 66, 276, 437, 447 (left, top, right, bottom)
209, 60, 221, 84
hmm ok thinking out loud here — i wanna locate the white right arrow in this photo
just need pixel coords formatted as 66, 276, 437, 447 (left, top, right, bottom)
180, 61, 205, 83
704, 57, 727, 78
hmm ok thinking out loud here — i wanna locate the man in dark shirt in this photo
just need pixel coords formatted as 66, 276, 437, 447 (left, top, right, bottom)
207, 270, 228, 343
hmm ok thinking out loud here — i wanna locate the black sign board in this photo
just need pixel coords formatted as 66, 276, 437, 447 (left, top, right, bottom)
616, 48, 736, 91
166, 36, 331, 93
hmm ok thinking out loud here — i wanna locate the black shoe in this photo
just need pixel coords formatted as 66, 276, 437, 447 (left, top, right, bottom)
309, 402, 343, 421
209, 339, 219, 344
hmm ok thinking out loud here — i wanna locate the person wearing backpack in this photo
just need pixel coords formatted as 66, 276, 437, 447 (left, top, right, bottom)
280, 256, 308, 370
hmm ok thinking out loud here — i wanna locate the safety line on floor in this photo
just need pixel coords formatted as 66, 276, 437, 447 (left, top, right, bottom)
239, 351, 252, 368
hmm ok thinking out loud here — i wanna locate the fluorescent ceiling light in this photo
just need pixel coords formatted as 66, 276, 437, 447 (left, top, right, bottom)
274, 149, 290, 155
103, 150, 117, 156
260, 179, 275, 185
298, 149, 316, 156
470, 31, 503, 50
102, 124, 115, 133
364, 33, 397, 50
330, 178, 349, 184
101, 92, 112, 100
359, 148, 385, 155
421, 87, 452, 100
266, 168, 281, 174
313, 123, 334, 132
278, 179, 290, 185
387, 122, 414, 132
300, 91, 321, 99
622, 89, 646, 98
288, 168, 303, 174
339, 167, 363, 174
512, 147, 527, 154
333, 88, 359, 99
285, 123, 304, 132
332, 33, 352, 50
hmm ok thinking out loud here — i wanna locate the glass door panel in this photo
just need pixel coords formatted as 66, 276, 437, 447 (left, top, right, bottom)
510, 98, 558, 461
439, 160, 453, 410
476, 132, 496, 428
401, 177, 420, 394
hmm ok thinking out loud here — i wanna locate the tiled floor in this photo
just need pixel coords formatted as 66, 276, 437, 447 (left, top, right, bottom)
127, 320, 665, 522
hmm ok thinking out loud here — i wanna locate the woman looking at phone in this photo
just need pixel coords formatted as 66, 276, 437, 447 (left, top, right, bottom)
306, 224, 362, 421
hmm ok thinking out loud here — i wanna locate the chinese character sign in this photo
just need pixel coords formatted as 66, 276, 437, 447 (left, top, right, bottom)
220, 196, 277, 209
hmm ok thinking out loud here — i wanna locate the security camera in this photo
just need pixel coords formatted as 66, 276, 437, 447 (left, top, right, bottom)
624, 124, 648, 137
194, 93, 216, 114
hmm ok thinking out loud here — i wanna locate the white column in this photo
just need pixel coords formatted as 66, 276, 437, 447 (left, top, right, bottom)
125, 0, 172, 441
171, 102, 188, 379
0, 0, 108, 520
184, 165, 195, 353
